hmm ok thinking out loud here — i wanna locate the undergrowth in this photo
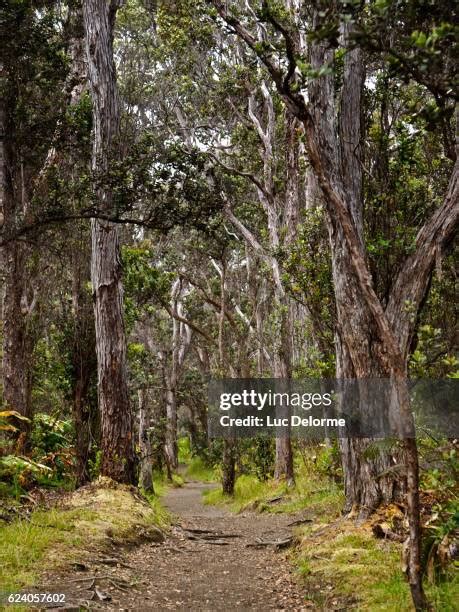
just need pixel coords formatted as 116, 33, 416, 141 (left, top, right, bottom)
0, 476, 170, 600
203, 446, 458, 611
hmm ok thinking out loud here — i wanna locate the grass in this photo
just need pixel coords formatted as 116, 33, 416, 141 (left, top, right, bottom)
0, 475, 170, 600
203, 474, 286, 511
151, 470, 184, 492
202, 451, 458, 611
184, 456, 218, 482
297, 521, 459, 611
203, 457, 343, 516
178, 437, 218, 482
0, 508, 94, 594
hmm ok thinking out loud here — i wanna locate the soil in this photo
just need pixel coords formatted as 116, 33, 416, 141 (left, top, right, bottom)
34, 480, 309, 611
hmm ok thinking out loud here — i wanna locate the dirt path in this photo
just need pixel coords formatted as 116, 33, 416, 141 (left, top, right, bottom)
38, 481, 308, 610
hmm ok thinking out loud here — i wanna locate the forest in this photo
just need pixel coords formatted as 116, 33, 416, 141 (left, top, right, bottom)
1, 0, 458, 610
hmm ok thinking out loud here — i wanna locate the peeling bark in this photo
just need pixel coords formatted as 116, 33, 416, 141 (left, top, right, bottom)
83, 0, 136, 484
1, 58, 33, 443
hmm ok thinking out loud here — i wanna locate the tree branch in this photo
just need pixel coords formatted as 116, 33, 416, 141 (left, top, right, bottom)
386, 157, 459, 359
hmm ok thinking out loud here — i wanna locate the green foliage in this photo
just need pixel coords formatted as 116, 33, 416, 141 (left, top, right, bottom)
420, 443, 459, 500
0, 414, 75, 497
185, 456, 218, 483
32, 333, 73, 415
0, 455, 52, 498
203, 473, 285, 511
122, 244, 174, 331
88, 449, 102, 481
313, 443, 342, 482
240, 436, 275, 481
178, 436, 192, 464
30, 413, 72, 456
282, 208, 334, 356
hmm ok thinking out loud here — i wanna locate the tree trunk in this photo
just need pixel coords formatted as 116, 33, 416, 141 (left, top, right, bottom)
66, 3, 94, 488
138, 388, 154, 493
307, 20, 400, 514
164, 381, 178, 471
210, 3, 449, 607
83, 0, 136, 484
71, 246, 96, 487
273, 111, 300, 485
307, 16, 427, 607
164, 279, 192, 470
222, 438, 236, 496
273, 293, 294, 484
2, 244, 30, 420
73, 377, 92, 487
1, 70, 33, 447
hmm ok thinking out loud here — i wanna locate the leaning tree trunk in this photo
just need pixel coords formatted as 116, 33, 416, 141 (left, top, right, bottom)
83, 0, 136, 484
308, 23, 401, 514
306, 16, 427, 607
209, 3, 459, 608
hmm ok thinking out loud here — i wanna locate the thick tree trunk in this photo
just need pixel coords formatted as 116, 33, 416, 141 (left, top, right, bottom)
308, 17, 427, 606
90, 220, 136, 482
83, 0, 136, 484
1, 80, 33, 447
308, 22, 401, 514
138, 388, 154, 493
2, 245, 30, 419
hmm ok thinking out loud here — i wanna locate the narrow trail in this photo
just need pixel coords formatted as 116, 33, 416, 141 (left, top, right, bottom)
40, 480, 308, 610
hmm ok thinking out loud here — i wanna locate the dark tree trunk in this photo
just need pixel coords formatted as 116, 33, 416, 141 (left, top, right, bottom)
65, 3, 95, 488
71, 248, 96, 487
138, 388, 154, 493
83, 0, 136, 484
1, 69, 33, 448
222, 438, 236, 496
2, 243, 30, 420
73, 377, 92, 487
